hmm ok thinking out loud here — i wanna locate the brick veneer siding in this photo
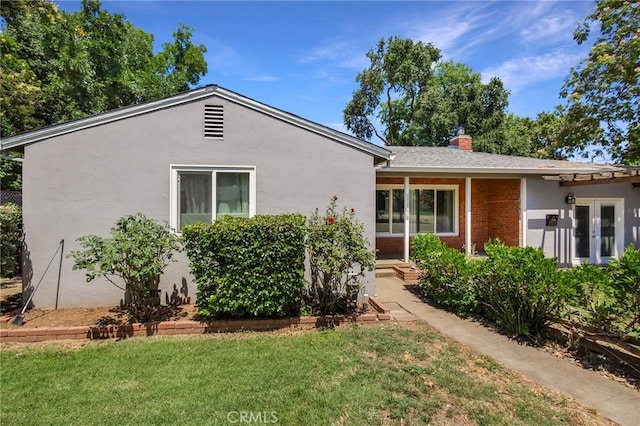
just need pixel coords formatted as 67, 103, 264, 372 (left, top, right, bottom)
376, 177, 520, 257
486, 179, 521, 247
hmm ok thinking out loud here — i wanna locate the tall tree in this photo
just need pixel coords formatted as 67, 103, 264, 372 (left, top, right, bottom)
474, 111, 565, 159
1, 0, 208, 132
1, 0, 208, 190
560, 0, 639, 164
343, 37, 510, 149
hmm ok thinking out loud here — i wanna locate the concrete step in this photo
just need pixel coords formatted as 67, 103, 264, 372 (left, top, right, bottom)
375, 268, 396, 278
375, 259, 413, 269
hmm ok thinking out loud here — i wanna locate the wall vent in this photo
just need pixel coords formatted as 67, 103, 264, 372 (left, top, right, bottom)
204, 105, 224, 139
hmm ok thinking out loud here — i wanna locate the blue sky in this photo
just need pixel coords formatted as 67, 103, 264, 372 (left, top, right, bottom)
58, 0, 597, 139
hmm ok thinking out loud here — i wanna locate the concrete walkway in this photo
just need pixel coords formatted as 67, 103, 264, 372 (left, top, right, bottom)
375, 276, 640, 426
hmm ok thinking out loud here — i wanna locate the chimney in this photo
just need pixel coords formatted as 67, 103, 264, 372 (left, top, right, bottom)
449, 128, 473, 151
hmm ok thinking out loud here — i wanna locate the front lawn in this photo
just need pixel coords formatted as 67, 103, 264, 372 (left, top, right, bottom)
0, 323, 608, 425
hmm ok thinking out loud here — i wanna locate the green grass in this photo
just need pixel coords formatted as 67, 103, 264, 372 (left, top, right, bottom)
1, 323, 603, 425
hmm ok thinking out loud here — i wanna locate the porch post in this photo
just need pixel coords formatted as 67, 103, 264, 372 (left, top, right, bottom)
404, 176, 410, 262
465, 177, 472, 255
520, 178, 527, 247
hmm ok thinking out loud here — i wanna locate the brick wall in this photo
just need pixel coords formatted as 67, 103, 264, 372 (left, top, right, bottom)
375, 177, 521, 257
486, 179, 521, 247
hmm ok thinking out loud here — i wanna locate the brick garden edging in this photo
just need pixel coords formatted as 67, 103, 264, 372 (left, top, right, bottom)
0, 302, 392, 343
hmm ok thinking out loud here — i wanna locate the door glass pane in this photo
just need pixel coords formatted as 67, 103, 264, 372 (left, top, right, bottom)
376, 190, 390, 233
436, 190, 454, 233
391, 189, 404, 233
600, 205, 615, 257
179, 172, 212, 230
410, 189, 434, 234
575, 205, 590, 258
216, 172, 249, 219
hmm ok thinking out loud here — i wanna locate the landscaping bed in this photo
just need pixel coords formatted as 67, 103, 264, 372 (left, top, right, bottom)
0, 278, 389, 343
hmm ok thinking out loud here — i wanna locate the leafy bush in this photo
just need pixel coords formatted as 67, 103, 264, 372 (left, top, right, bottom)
560, 263, 617, 331
305, 196, 375, 315
609, 244, 640, 333
183, 214, 306, 318
69, 213, 181, 322
412, 234, 478, 315
475, 241, 565, 339
0, 203, 22, 277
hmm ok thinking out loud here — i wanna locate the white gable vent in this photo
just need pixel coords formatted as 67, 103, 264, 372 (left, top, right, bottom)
204, 104, 224, 139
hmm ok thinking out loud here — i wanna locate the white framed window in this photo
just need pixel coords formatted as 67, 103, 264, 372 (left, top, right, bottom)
170, 165, 256, 231
376, 184, 458, 236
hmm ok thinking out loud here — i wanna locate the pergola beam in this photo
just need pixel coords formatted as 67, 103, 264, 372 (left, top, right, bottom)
560, 175, 640, 187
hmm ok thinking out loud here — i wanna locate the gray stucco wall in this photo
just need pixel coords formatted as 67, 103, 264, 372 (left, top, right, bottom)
23, 96, 377, 308
525, 178, 639, 266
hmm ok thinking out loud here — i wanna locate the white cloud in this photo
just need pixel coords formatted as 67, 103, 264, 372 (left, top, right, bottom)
297, 40, 368, 70
520, 10, 580, 43
244, 75, 280, 82
481, 50, 583, 92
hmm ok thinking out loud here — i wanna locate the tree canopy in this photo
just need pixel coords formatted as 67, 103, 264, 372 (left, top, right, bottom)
0, 0, 208, 136
343, 37, 511, 151
559, 0, 640, 164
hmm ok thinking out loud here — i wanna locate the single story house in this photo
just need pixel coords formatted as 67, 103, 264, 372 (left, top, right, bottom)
2, 86, 638, 308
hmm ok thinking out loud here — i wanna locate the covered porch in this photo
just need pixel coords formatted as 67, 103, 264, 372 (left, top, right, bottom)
375, 175, 525, 261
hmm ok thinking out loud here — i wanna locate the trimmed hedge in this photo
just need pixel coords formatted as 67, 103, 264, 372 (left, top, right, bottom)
182, 214, 306, 318
0, 203, 22, 277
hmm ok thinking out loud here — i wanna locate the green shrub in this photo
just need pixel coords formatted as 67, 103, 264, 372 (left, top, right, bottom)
412, 234, 478, 315
183, 214, 306, 318
0, 203, 22, 278
305, 196, 375, 315
69, 213, 181, 323
475, 241, 565, 339
560, 263, 617, 331
609, 244, 640, 333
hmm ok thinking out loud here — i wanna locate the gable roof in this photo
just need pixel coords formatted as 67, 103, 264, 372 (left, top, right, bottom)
379, 146, 624, 176
1, 85, 391, 161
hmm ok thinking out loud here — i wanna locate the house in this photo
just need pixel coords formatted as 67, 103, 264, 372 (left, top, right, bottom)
1, 85, 390, 308
376, 133, 640, 266
2, 85, 638, 309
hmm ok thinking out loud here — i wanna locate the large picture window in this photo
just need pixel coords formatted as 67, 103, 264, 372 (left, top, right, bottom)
171, 165, 256, 231
376, 185, 458, 236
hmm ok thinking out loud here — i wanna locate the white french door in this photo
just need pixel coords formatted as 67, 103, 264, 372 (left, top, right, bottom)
573, 199, 624, 265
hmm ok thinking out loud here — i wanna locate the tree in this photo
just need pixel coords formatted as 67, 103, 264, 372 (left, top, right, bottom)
474, 110, 566, 159
344, 37, 510, 149
69, 213, 181, 322
1, 0, 208, 130
560, 0, 640, 164
0, 0, 208, 189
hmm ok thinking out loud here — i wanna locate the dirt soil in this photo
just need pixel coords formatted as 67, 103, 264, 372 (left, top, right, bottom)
0, 278, 198, 328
